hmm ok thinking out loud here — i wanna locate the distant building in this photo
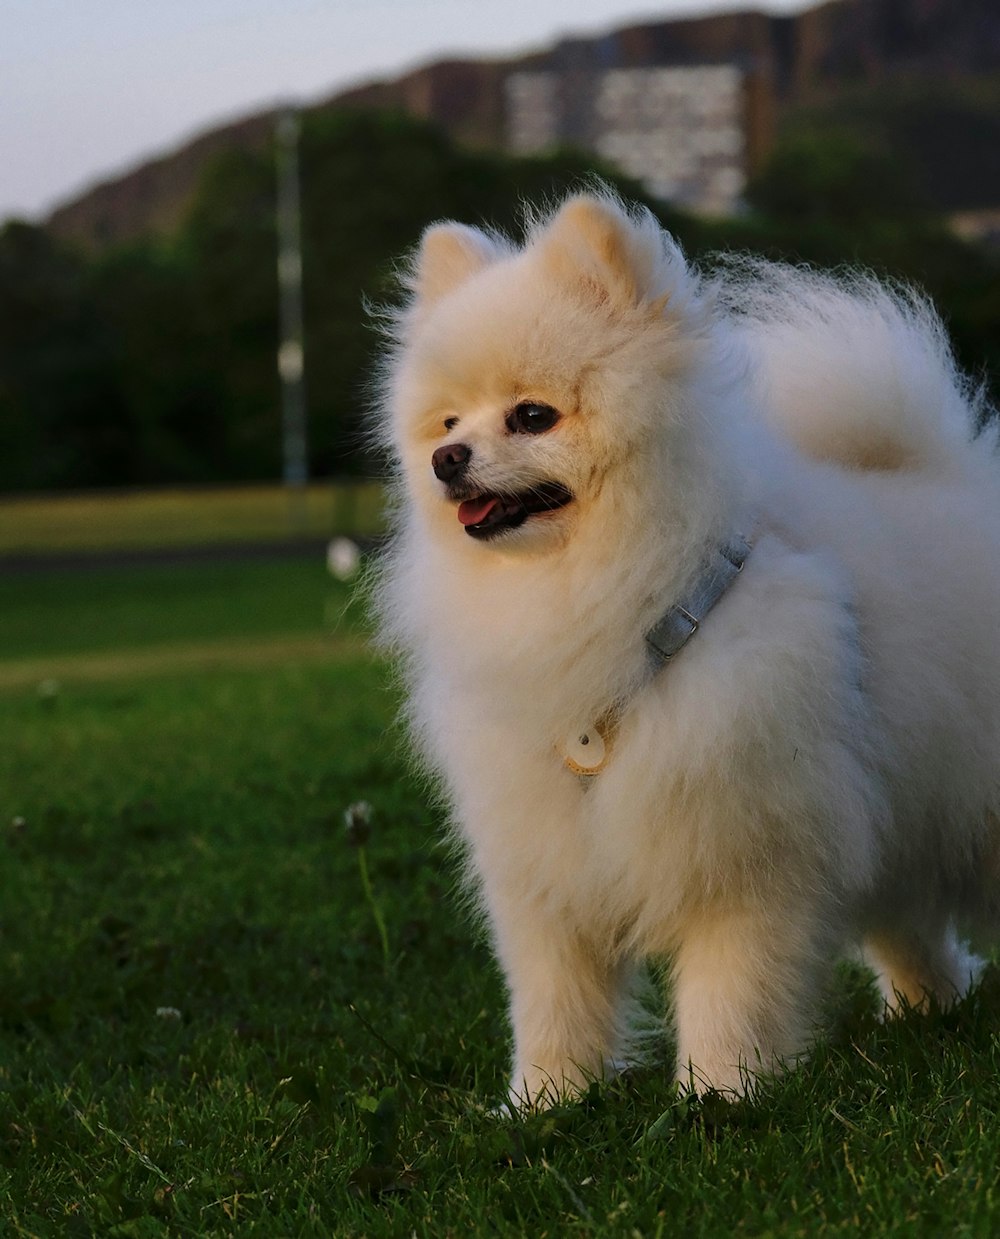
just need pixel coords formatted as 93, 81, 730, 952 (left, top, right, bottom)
506, 64, 762, 217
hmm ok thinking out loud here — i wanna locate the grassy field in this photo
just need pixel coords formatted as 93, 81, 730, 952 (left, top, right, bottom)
2, 539, 1000, 1234
0, 481, 384, 555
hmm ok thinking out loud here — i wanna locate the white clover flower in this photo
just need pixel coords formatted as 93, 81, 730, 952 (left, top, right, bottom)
343, 799, 373, 847
327, 537, 361, 581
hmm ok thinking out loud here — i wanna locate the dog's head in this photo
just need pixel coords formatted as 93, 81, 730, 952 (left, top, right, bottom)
385, 192, 702, 551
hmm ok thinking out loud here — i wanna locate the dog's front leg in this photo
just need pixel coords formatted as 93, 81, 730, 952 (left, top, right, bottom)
671, 897, 833, 1095
485, 880, 620, 1108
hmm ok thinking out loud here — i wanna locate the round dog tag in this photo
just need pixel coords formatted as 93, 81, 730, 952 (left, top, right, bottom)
563, 724, 608, 775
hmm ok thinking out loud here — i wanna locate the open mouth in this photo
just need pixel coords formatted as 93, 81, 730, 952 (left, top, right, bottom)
455, 481, 574, 539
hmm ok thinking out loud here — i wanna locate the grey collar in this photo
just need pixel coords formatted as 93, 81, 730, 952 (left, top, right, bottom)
645, 534, 752, 664
561, 532, 752, 778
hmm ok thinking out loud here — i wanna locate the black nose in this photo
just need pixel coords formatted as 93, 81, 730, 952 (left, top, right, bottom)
432, 442, 471, 483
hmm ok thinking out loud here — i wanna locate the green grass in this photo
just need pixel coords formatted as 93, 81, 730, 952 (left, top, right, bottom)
0, 481, 385, 555
0, 558, 349, 661
2, 555, 1000, 1235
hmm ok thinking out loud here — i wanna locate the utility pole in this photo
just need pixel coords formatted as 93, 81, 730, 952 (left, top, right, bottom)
276, 107, 308, 499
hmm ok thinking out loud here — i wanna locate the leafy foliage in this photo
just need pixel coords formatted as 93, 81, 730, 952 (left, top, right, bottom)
779, 76, 1000, 216
745, 127, 928, 228
0, 223, 124, 490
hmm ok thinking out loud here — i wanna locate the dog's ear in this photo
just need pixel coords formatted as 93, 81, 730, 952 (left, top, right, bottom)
412, 223, 499, 308
540, 195, 671, 316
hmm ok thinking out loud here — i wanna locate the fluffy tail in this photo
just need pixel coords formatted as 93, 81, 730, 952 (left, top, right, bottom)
713, 258, 995, 475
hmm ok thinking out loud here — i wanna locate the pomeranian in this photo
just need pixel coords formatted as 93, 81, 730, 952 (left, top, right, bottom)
373, 189, 1000, 1104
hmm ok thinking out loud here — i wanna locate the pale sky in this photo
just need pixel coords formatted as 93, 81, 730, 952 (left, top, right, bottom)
2, 0, 808, 224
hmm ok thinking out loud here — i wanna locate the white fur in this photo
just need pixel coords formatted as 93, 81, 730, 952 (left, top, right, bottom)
373, 190, 1000, 1104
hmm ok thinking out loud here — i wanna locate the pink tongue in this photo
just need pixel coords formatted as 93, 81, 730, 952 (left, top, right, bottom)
458, 497, 499, 527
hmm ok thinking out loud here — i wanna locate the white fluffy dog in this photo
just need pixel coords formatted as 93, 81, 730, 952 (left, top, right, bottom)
374, 189, 1000, 1104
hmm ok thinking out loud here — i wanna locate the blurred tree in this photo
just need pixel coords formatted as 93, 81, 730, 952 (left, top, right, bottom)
178, 148, 281, 478
87, 244, 226, 484
779, 79, 1000, 215
0, 110, 995, 494
0, 222, 125, 489
745, 127, 926, 228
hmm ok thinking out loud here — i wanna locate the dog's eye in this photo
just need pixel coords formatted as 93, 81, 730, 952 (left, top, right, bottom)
443, 416, 459, 432
506, 402, 560, 435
